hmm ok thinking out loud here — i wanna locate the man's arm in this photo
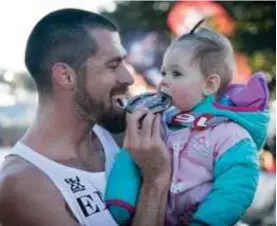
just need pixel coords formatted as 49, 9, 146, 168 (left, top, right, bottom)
132, 175, 170, 226
0, 160, 79, 226
123, 109, 172, 226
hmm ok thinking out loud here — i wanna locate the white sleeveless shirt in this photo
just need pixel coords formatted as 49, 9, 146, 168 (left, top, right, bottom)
9, 124, 119, 226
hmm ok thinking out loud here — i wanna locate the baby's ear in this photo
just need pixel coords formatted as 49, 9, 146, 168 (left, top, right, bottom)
202, 74, 221, 96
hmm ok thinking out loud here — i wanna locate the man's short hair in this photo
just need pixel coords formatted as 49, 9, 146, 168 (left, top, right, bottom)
25, 8, 118, 93
177, 27, 235, 95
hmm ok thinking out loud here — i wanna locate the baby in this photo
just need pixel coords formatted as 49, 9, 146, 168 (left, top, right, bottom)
105, 20, 270, 226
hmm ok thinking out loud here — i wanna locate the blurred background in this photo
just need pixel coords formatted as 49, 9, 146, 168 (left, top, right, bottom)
0, 1, 275, 225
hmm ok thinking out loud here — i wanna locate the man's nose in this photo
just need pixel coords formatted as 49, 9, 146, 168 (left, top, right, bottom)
117, 63, 134, 85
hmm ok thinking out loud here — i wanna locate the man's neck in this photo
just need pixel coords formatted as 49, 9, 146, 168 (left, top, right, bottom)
21, 102, 95, 161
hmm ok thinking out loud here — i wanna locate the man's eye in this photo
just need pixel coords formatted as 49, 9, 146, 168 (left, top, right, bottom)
108, 62, 120, 69
172, 70, 182, 77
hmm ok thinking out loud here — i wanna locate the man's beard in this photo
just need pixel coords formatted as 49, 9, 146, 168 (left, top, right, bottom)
74, 80, 106, 124
74, 72, 127, 134
97, 109, 126, 134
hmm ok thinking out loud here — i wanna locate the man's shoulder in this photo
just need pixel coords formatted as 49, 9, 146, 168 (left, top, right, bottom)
0, 157, 79, 225
1, 156, 45, 187
0, 156, 63, 210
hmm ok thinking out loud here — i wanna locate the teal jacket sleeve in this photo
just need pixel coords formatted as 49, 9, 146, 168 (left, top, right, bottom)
105, 148, 141, 225
191, 139, 260, 226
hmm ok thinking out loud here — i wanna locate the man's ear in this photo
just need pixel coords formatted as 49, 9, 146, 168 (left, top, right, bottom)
202, 74, 221, 96
52, 63, 76, 90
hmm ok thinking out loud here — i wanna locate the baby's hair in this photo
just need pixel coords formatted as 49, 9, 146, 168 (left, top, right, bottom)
177, 18, 235, 95
189, 18, 206, 34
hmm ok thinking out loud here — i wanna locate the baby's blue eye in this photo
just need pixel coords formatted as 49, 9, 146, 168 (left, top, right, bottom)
161, 71, 166, 77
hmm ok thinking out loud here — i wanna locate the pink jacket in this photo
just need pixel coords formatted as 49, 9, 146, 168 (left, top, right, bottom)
165, 122, 252, 225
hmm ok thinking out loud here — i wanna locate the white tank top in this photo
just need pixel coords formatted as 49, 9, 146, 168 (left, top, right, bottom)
10, 124, 119, 226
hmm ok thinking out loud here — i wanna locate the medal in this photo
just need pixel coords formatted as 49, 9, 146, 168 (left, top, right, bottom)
120, 92, 172, 114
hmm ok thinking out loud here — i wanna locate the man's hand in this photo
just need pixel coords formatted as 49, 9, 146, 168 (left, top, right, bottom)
123, 108, 171, 226
123, 107, 171, 183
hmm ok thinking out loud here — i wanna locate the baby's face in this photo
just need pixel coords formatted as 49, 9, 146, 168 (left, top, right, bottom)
160, 42, 205, 111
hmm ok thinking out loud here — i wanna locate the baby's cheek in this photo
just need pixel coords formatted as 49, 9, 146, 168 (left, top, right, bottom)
172, 85, 193, 110
173, 82, 205, 110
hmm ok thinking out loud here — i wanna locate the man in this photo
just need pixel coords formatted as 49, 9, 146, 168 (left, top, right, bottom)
0, 9, 171, 226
